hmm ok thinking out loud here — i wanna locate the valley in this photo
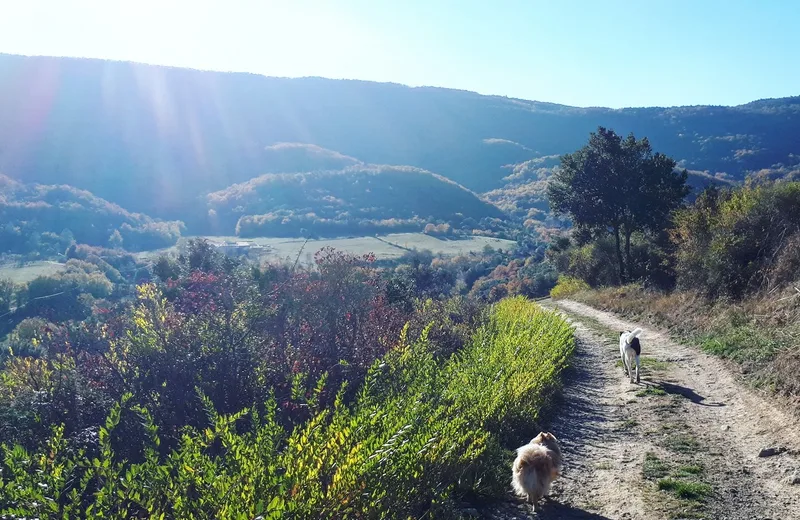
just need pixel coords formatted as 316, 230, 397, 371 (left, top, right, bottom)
134, 233, 517, 265
2, 48, 800, 520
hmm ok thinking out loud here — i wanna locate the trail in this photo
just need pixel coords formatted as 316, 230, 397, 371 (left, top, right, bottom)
476, 299, 800, 520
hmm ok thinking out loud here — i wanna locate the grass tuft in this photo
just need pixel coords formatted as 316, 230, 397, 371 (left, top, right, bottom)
676, 464, 704, 476
657, 478, 712, 500
637, 386, 667, 397
661, 433, 700, 453
643, 452, 669, 479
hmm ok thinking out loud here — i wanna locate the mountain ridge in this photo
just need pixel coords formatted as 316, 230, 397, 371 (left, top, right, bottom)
1, 53, 799, 232
6, 52, 796, 111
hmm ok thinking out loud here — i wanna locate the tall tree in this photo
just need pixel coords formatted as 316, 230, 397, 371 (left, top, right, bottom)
547, 127, 689, 282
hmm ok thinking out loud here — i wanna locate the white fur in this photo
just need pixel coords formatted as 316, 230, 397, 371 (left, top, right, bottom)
619, 328, 642, 384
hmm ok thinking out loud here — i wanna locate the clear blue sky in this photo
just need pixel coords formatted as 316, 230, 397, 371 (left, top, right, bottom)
1, 0, 798, 108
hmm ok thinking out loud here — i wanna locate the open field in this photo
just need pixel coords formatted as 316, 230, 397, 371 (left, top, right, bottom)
137, 233, 517, 264
0, 261, 66, 284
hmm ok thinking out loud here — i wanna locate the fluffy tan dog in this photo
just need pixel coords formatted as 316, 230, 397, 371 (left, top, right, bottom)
511, 432, 562, 511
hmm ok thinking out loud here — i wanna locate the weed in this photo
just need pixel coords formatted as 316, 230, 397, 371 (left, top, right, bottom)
643, 452, 669, 479
637, 386, 667, 397
641, 357, 670, 371
657, 478, 712, 500
676, 464, 704, 476
662, 433, 700, 453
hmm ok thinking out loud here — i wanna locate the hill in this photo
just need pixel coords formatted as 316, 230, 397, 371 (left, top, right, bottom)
0, 54, 798, 229
0, 174, 184, 255
203, 163, 505, 236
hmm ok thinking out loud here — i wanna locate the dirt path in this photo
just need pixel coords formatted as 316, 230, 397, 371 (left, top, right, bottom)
478, 299, 800, 520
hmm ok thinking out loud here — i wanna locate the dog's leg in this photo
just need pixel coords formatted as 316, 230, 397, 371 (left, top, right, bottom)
532, 492, 542, 512
635, 355, 641, 383
621, 350, 629, 378
628, 353, 635, 384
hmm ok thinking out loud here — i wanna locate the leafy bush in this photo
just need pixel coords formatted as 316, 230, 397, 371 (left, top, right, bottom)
550, 275, 590, 299
546, 232, 676, 290
469, 259, 558, 302
0, 297, 574, 518
672, 182, 800, 298
18, 261, 114, 323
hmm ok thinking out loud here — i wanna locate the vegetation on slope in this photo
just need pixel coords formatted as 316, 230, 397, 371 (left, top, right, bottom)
0, 175, 184, 256
0, 239, 574, 518
671, 182, 800, 298
204, 165, 505, 237
260, 142, 363, 172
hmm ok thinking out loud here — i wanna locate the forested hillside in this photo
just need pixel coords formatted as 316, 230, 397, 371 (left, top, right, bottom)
1, 54, 799, 228
0, 174, 183, 255
203, 164, 505, 236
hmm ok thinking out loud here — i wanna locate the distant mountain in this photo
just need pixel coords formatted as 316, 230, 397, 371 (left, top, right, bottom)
1, 54, 798, 231
203, 163, 504, 237
0, 175, 183, 255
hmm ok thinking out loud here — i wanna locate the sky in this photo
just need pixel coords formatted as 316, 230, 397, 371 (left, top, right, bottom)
1, 0, 798, 109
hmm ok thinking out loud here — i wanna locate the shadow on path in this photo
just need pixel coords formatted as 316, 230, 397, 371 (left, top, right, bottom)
539, 500, 613, 519
643, 381, 725, 407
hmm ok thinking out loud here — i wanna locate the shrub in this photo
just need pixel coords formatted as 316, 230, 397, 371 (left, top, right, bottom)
546, 232, 676, 290
672, 182, 800, 298
0, 297, 575, 518
550, 275, 590, 299
0, 278, 16, 316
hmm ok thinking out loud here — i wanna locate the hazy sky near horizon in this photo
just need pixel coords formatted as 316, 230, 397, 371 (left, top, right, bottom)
1, 0, 798, 108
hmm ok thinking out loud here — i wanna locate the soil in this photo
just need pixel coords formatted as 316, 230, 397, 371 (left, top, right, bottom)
471, 299, 800, 520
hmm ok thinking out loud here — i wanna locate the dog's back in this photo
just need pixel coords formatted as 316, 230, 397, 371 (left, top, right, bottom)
620, 328, 643, 353
628, 336, 641, 355
620, 328, 643, 383
512, 433, 562, 509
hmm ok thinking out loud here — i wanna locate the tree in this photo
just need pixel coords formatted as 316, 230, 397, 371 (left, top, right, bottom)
548, 127, 689, 282
108, 229, 124, 249
0, 278, 15, 315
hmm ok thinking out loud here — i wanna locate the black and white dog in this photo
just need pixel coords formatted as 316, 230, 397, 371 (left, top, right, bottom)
619, 328, 643, 384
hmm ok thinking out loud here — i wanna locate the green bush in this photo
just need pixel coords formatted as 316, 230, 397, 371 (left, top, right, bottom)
672, 182, 800, 298
0, 297, 574, 518
547, 233, 676, 290
550, 275, 590, 299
